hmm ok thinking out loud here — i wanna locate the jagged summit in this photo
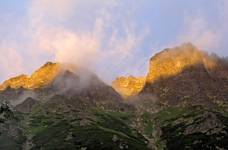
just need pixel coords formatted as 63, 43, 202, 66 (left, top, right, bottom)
146, 43, 218, 83
113, 43, 225, 100
0, 61, 127, 111
0, 62, 66, 90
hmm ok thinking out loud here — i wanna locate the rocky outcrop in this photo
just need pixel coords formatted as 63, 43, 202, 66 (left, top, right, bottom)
146, 43, 218, 83
112, 76, 146, 98
155, 106, 228, 150
113, 43, 228, 105
15, 97, 38, 113
0, 62, 61, 90
142, 43, 228, 105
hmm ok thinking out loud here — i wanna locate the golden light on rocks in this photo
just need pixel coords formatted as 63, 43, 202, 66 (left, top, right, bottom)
112, 43, 219, 98
0, 62, 62, 90
112, 76, 146, 98
146, 43, 218, 83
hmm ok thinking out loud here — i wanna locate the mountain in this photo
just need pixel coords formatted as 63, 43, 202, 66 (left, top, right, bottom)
111, 43, 228, 149
0, 62, 127, 110
0, 62, 149, 150
113, 43, 228, 106
142, 43, 228, 106
0, 43, 228, 150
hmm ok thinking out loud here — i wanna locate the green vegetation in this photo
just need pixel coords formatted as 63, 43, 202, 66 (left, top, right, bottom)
141, 112, 154, 137
153, 106, 228, 150
26, 108, 149, 150
0, 103, 14, 123
0, 134, 23, 150
0, 103, 26, 150
1, 99, 228, 150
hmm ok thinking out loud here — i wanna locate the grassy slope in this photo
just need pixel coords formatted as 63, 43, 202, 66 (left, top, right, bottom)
25, 108, 149, 150
1, 102, 228, 150
152, 106, 228, 150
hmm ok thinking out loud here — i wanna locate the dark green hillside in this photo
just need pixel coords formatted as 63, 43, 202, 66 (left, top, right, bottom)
24, 106, 149, 150
0, 103, 26, 150
152, 106, 228, 150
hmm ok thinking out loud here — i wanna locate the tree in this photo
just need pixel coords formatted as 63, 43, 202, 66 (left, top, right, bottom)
0, 102, 13, 123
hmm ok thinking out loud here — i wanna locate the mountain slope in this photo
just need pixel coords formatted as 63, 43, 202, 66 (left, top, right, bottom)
0, 62, 148, 149
141, 43, 228, 106
152, 105, 228, 150
110, 43, 228, 149
0, 62, 128, 111
113, 43, 228, 106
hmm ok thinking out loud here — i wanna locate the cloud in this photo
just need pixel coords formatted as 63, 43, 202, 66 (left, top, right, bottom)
29, 0, 77, 22
0, 47, 25, 79
174, 0, 228, 56
54, 29, 100, 67
26, 0, 148, 83
177, 16, 220, 51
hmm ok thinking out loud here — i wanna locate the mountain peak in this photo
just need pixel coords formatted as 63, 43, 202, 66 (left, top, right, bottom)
112, 76, 146, 98
0, 62, 62, 90
112, 43, 220, 98
147, 43, 218, 82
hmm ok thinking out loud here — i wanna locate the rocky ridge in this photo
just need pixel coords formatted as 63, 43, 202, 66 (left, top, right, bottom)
112, 76, 146, 98
146, 43, 218, 83
0, 62, 61, 90
113, 43, 228, 106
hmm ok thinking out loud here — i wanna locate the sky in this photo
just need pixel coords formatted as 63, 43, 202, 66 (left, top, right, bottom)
0, 0, 228, 83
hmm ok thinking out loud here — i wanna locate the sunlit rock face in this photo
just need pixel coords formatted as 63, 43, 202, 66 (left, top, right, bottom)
146, 43, 218, 83
112, 76, 146, 98
112, 43, 228, 104
112, 43, 218, 98
142, 43, 228, 105
0, 62, 61, 90
0, 75, 30, 90
0, 61, 128, 112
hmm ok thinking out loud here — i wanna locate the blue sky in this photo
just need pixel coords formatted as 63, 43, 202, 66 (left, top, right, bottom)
0, 0, 227, 83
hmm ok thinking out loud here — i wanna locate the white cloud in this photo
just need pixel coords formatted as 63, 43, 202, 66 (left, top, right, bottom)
54, 29, 100, 68
26, 0, 148, 83
0, 47, 25, 79
173, 0, 228, 56
177, 16, 220, 51
29, 0, 77, 22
